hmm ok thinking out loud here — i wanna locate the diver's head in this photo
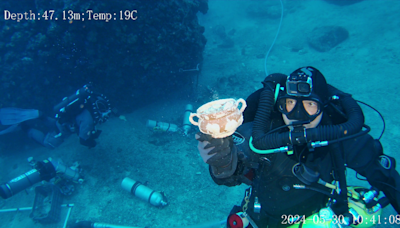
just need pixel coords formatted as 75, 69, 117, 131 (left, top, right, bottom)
277, 66, 329, 129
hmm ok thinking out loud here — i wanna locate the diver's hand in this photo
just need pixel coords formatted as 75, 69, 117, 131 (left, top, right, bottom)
196, 132, 238, 178
195, 132, 233, 166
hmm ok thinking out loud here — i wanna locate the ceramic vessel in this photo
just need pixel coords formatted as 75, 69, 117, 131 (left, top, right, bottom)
189, 98, 247, 138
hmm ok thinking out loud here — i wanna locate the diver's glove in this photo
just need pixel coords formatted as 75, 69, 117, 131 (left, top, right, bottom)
80, 137, 96, 149
195, 132, 237, 178
79, 130, 101, 149
92, 130, 102, 139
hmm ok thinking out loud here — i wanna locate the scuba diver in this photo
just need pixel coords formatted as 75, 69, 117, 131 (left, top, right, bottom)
20, 83, 112, 149
196, 66, 400, 227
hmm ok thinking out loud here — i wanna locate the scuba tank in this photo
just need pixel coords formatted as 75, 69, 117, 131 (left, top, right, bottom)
121, 177, 168, 207
54, 85, 92, 124
182, 104, 193, 136
146, 120, 179, 133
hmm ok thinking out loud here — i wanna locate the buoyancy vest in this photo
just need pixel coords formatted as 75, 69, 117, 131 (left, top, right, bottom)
236, 122, 335, 226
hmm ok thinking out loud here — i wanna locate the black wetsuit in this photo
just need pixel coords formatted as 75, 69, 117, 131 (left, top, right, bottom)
209, 89, 400, 227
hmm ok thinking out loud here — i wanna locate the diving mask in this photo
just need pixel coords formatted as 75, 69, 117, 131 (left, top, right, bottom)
277, 96, 322, 122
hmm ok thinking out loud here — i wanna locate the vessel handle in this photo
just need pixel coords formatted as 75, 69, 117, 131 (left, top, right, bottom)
237, 98, 247, 113
189, 113, 199, 126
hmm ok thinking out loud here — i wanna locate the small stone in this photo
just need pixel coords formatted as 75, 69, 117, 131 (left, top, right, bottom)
307, 26, 349, 52
119, 115, 127, 121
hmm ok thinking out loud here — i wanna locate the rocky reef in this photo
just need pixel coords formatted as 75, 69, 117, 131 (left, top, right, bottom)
0, 0, 208, 113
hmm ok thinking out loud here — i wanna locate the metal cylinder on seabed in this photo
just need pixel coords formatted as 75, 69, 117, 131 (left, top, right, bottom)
121, 177, 168, 207
146, 120, 178, 133
182, 104, 193, 136
0, 169, 42, 199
